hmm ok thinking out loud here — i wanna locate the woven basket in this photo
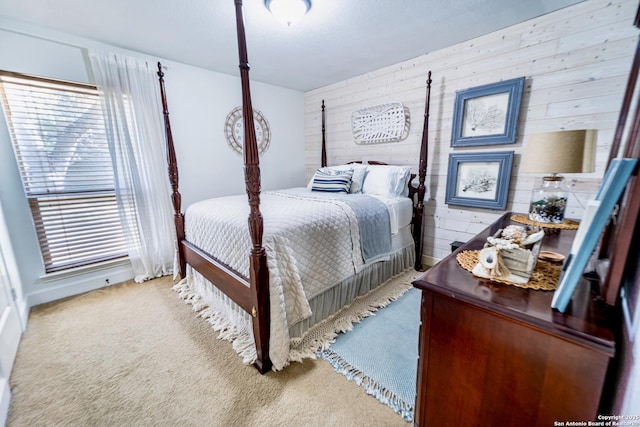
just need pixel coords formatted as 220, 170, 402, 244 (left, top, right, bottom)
351, 102, 410, 144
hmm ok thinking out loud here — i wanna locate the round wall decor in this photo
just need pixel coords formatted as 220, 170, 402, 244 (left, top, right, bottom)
224, 106, 271, 156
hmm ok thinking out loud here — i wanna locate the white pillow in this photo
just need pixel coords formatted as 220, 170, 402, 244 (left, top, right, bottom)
361, 165, 412, 197
306, 164, 367, 193
327, 164, 367, 193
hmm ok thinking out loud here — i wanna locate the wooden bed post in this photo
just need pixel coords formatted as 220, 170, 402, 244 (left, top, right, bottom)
234, 0, 272, 374
157, 62, 186, 278
413, 71, 431, 271
321, 99, 327, 167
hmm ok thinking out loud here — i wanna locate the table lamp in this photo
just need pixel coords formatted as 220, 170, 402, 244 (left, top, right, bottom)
520, 129, 596, 224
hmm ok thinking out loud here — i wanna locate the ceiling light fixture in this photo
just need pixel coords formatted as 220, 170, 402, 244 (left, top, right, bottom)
264, 0, 311, 27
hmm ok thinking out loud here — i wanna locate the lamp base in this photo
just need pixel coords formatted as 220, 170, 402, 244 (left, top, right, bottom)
528, 176, 568, 224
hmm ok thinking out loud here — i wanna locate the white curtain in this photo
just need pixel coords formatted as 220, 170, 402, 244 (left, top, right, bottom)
89, 50, 175, 283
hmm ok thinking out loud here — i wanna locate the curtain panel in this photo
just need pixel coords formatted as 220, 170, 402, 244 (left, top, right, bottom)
88, 50, 175, 282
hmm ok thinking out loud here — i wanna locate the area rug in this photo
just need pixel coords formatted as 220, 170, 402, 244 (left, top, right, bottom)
320, 286, 421, 422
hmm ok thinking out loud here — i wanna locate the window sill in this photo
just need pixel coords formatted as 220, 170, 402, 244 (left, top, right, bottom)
39, 257, 131, 283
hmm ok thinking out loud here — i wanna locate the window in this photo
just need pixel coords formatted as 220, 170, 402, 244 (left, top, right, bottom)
0, 71, 128, 273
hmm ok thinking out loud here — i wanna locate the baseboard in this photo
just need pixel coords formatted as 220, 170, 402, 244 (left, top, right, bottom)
16, 298, 28, 334
27, 262, 134, 308
422, 255, 440, 269
0, 377, 10, 427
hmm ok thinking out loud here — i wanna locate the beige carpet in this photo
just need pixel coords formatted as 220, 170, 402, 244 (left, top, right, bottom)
7, 271, 419, 426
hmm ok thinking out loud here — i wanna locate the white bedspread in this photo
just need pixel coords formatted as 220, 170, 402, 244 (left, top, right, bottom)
183, 188, 390, 369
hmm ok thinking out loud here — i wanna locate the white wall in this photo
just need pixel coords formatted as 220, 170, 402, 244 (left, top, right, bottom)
166, 62, 306, 209
304, 0, 639, 266
0, 22, 306, 310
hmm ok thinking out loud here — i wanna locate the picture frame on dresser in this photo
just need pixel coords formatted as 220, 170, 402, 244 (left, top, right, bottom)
551, 158, 638, 313
444, 151, 514, 210
450, 77, 525, 147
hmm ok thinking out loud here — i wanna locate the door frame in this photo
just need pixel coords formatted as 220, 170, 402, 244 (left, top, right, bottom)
0, 201, 24, 425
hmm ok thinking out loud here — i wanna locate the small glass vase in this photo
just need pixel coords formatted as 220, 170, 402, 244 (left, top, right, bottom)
528, 176, 568, 224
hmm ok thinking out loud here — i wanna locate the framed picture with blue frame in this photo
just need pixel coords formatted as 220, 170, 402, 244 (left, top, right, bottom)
444, 151, 514, 210
450, 77, 525, 147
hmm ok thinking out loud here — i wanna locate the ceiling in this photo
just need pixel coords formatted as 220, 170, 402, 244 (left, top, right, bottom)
0, 0, 586, 92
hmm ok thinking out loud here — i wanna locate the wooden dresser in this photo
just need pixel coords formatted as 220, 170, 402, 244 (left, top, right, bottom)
412, 213, 616, 426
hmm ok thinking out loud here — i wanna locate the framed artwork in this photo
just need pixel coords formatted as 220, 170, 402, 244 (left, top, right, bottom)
444, 151, 514, 210
551, 158, 638, 313
450, 77, 525, 147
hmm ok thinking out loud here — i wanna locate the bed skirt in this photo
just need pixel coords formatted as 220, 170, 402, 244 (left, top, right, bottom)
173, 243, 415, 370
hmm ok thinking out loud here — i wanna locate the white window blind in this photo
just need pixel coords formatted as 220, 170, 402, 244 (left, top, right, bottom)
0, 71, 128, 273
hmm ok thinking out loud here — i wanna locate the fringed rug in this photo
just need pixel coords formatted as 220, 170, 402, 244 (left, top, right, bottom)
320, 286, 420, 422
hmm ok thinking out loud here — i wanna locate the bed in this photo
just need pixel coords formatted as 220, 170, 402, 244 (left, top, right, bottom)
156, 0, 431, 373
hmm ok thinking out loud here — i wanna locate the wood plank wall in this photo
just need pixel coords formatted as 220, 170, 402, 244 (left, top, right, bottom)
303, 0, 639, 266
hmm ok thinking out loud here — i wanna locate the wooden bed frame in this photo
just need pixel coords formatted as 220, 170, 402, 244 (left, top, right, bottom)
156, 0, 431, 374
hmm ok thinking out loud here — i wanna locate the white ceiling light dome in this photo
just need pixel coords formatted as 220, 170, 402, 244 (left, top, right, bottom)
264, 0, 311, 27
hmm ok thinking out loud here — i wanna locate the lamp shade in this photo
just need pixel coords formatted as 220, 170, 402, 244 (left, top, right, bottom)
520, 130, 596, 174
265, 0, 311, 26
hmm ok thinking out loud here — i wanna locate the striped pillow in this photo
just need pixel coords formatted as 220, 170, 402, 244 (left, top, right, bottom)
311, 168, 353, 193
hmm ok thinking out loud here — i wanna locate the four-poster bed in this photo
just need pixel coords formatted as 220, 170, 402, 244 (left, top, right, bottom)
156, 0, 431, 374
